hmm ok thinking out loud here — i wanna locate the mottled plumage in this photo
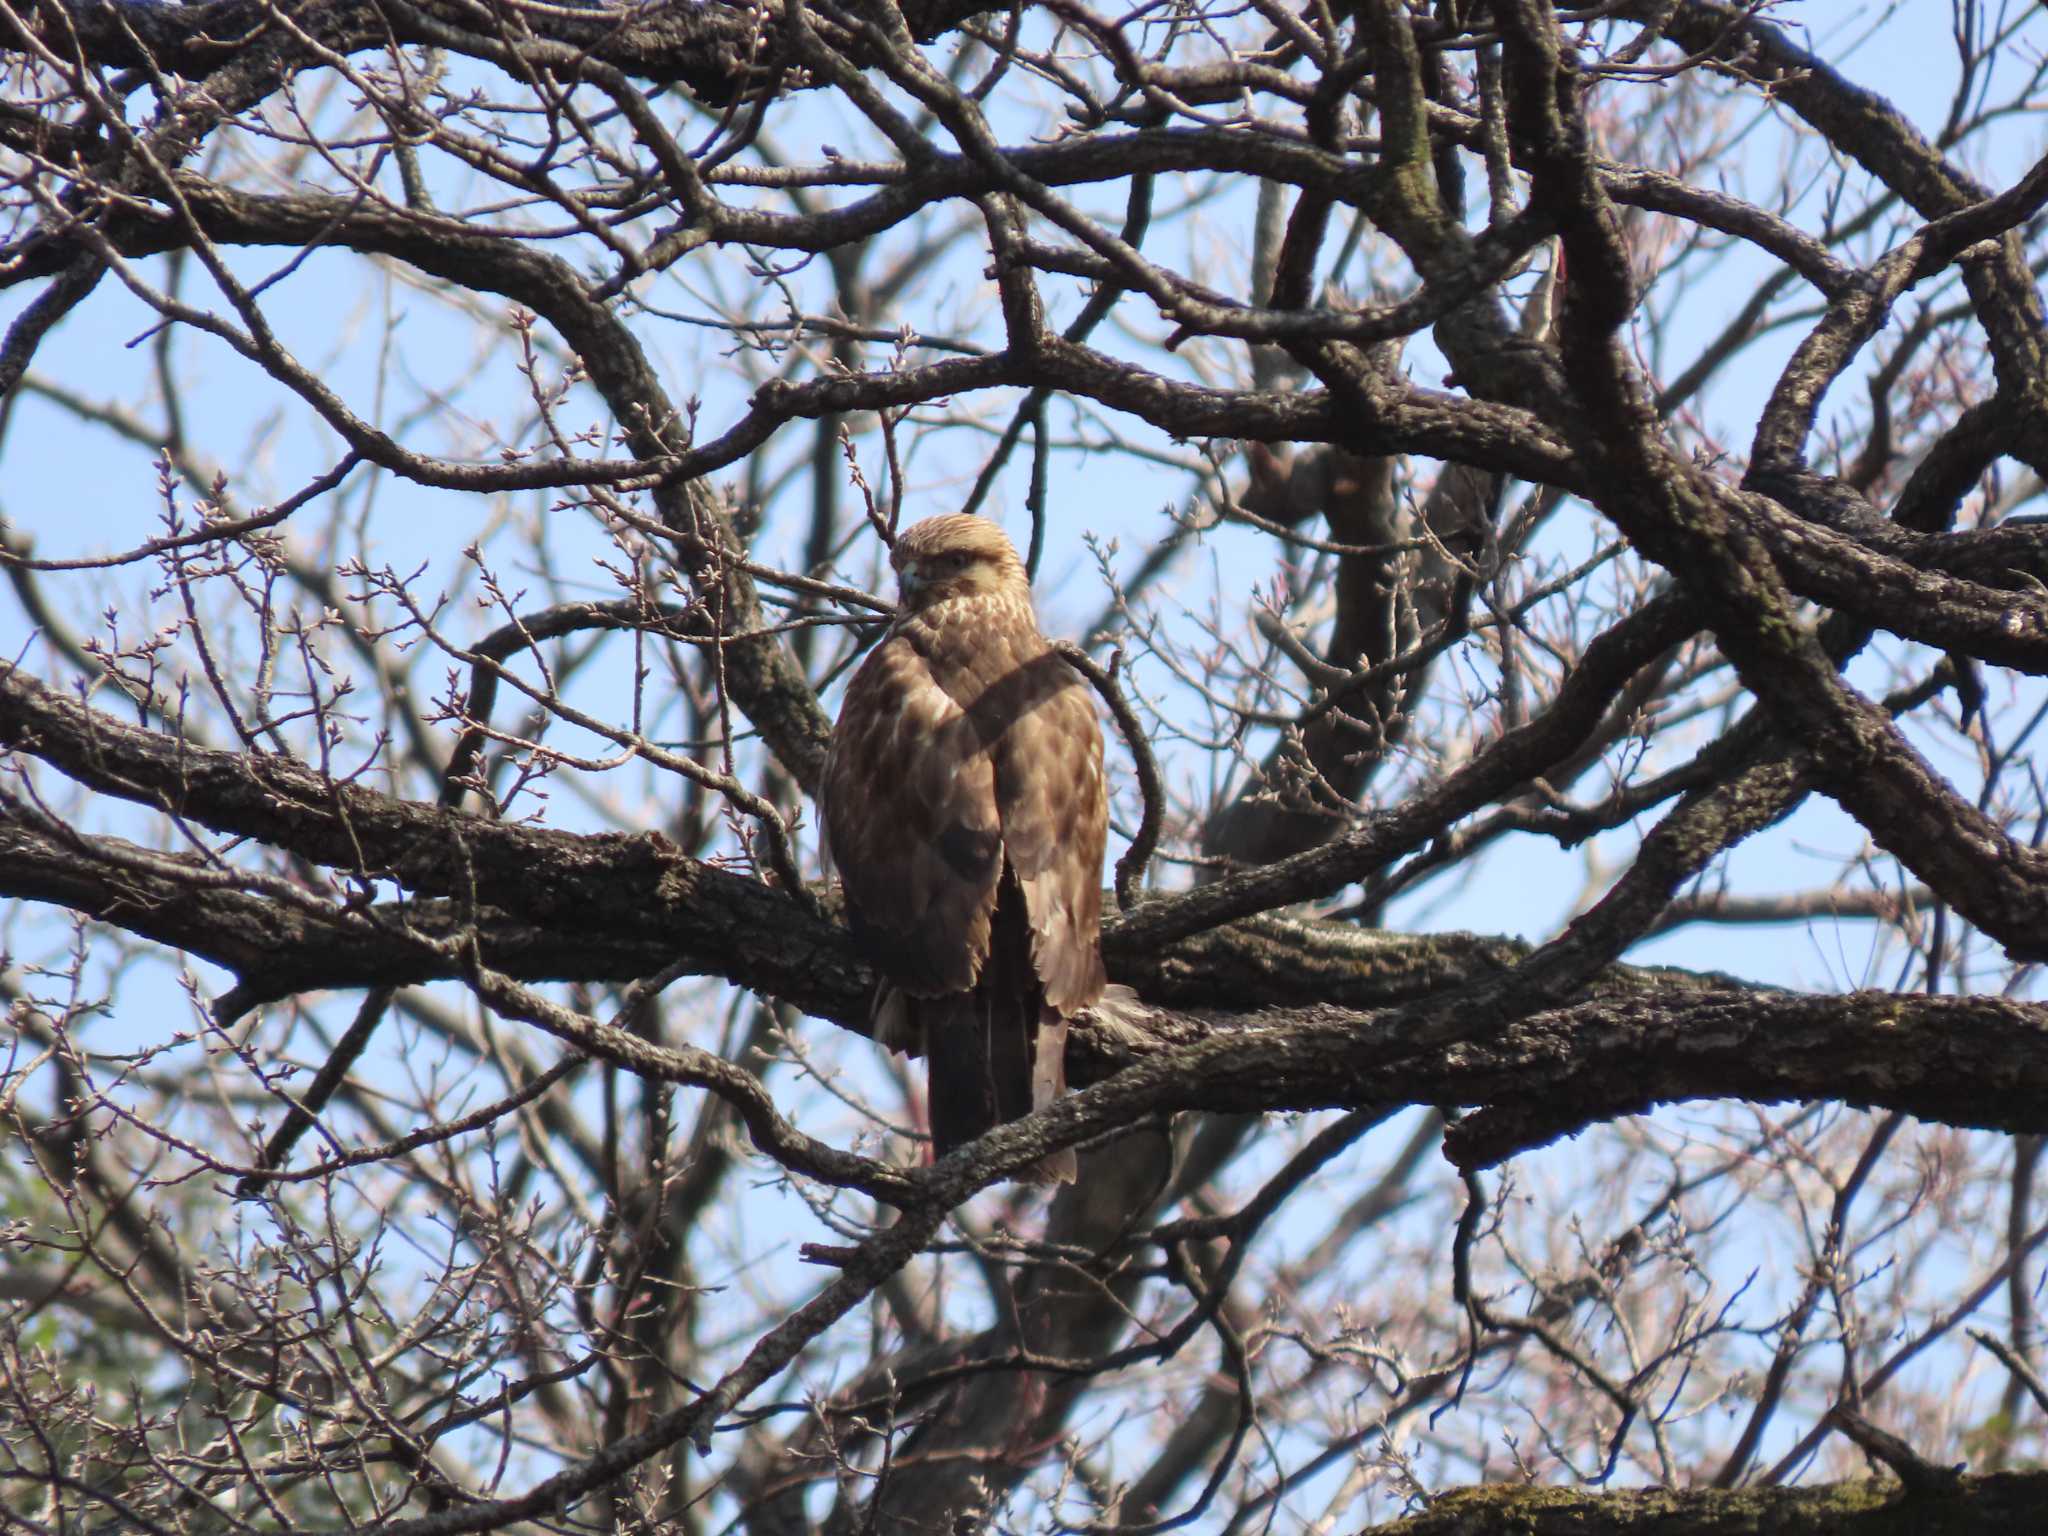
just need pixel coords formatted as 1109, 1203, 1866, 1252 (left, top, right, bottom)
824, 515, 1107, 1181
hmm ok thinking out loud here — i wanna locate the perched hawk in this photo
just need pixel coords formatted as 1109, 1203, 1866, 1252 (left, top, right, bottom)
824, 514, 1107, 1182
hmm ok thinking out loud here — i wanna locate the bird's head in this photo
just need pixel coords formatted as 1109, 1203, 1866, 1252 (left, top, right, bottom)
889, 514, 1029, 612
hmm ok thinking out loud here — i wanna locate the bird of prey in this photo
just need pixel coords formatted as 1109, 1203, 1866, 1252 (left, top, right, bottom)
824, 514, 1107, 1181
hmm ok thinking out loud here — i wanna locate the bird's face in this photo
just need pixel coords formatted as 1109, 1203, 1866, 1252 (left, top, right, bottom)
890, 517, 1027, 611
894, 545, 987, 607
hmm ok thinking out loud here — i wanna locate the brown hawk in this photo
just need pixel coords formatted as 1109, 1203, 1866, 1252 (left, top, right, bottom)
823, 514, 1107, 1182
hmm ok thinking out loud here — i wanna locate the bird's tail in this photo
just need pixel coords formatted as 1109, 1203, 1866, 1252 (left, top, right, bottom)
922, 992, 1076, 1185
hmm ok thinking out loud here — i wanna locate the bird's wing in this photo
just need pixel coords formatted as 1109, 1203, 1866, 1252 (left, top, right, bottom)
989, 654, 1109, 1015
824, 632, 1001, 999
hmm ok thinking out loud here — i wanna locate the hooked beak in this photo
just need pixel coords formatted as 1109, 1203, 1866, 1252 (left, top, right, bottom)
895, 559, 926, 601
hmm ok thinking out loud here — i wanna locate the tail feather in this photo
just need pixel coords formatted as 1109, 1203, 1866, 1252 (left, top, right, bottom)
925, 990, 1003, 1161
1029, 1010, 1075, 1184
919, 888, 1078, 1183
921, 996, 1076, 1183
